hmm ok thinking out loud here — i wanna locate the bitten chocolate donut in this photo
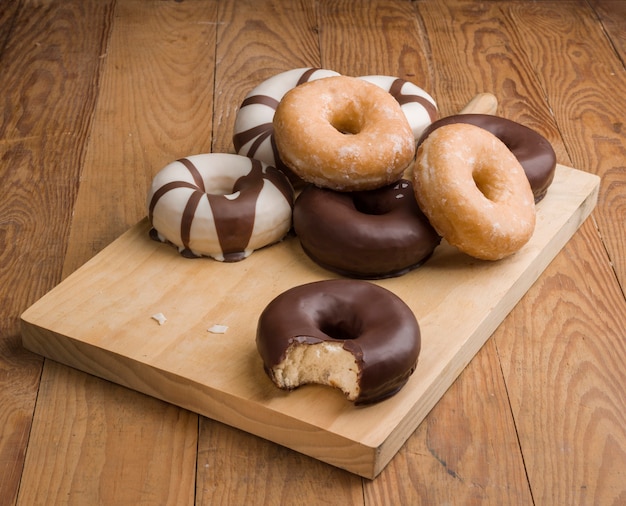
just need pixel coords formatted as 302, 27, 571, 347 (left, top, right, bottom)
232, 67, 340, 184
273, 76, 416, 191
417, 113, 556, 202
414, 124, 536, 261
359, 75, 438, 140
256, 279, 421, 405
147, 154, 293, 261
293, 180, 440, 278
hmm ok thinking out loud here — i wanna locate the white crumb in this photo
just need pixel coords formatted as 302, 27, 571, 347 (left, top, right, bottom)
151, 312, 167, 325
208, 324, 228, 334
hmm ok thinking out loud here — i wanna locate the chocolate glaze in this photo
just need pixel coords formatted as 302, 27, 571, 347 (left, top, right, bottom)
256, 279, 421, 405
293, 180, 441, 279
417, 114, 556, 202
148, 157, 293, 261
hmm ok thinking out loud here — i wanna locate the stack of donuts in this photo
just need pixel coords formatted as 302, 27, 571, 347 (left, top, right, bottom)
146, 67, 557, 404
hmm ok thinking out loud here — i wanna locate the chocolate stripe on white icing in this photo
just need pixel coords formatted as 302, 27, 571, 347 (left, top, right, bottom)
296, 67, 320, 85
388, 78, 438, 121
207, 158, 264, 261
148, 180, 197, 224
233, 122, 273, 153
181, 190, 204, 252
177, 157, 206, 192
240, 95, 280, 110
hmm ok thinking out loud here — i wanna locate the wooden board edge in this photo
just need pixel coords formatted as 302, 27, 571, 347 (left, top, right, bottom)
20, 319, 380, 478
370, 167, 600, 478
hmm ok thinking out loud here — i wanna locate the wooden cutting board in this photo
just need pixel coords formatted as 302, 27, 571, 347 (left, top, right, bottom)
21, 164, 599, 479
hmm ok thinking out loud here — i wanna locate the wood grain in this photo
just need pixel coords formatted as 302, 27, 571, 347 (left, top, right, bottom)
212, 0, 321, 154
197, 421, 363, 504
497, 220, 626, 505
0, 1, 114, 504
365, 338, 533, 504
16, 1, 219, 504
505, 1, 626, 295
62, 0, 220, 276
18, 361, 197, 506
3, 0, 625, 503
319, 0, 433, 84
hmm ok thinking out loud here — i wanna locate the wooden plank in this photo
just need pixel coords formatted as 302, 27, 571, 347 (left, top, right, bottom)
17, 1, 219, 504
318, 0, 433, 84
587, 0, 626, 63
20, 165, 600, 478
17, 361, 198, 506
198, 0, 366, 500
196, 421, 363, 504
211, 0, 321, 154
61, 0, 220, 276
497, 221, 626, 505
364, 338, 533, 504
505, 0, 626, 295
490, 2, 626, 503
0, 1, 114, 504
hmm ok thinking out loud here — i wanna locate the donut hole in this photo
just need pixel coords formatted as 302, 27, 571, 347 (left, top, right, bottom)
351, 193, 390, 215
319, 319, 361, 341
329, 101, 364, 135
205, 174, 240, 196
472, 168, 499, 201
330, 116, 362, 135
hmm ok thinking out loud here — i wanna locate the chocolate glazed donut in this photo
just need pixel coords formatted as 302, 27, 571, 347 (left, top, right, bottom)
293, 180, 441, 279
417, 114, 557, 202
256, 279, 421, 405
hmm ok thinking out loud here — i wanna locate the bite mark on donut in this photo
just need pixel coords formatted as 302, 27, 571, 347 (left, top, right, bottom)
271, 342, 361, 401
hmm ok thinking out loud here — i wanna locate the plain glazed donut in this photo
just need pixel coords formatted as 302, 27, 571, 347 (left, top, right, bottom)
293, 180, 440, 279
273, 75, 416, 191
147, 154, 293, 261
358, 75, 438, 140
256, 279, 421, 405
417, 114, 556, 202
232, 67, 340, 185
413, 124, 536, 260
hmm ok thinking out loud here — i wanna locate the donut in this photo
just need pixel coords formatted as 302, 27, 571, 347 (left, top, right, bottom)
293, 180, 440, 279
256, 279, 421, 405
417, 114, 556, 202
413, 123, 536, 261
147, 153, 293, 261
232, 67, 340, 185
358, 75, 438, 140
273, 75, 416, 191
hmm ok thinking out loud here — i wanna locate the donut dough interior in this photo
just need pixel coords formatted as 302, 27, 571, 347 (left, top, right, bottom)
270, 341, 360, 400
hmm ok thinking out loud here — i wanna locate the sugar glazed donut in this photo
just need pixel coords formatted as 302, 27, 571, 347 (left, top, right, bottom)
147, 154, 293, 261
273, 75, 416, 191
413, 124, 536, 260
293, 180, 440, 278
256, 279, 421, 405
232, 67, 340, 184
417, 114, 556, 202
358, 75, 438, 140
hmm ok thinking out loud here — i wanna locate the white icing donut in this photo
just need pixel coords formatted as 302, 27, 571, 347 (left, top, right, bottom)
233, 67, 340, 182
147, 154, 293, 262
358, 75, 438, 139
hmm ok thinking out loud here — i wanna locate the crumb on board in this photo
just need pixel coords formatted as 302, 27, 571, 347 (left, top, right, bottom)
208, 324, 228, 334
151, 312, 167, 325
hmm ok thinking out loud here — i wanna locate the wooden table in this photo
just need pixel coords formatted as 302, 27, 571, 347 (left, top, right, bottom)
2, 0, 625, 504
